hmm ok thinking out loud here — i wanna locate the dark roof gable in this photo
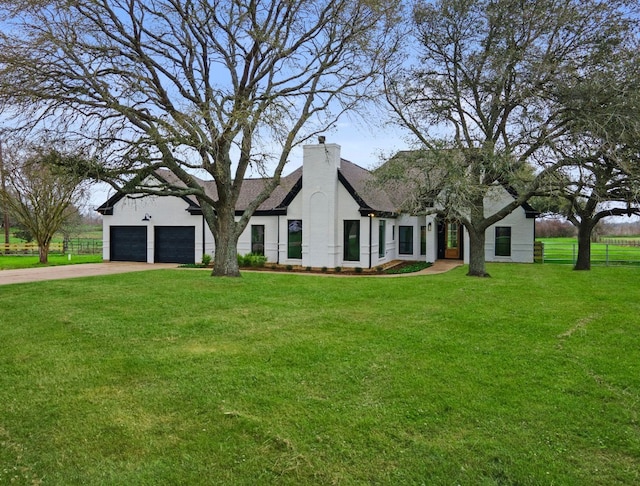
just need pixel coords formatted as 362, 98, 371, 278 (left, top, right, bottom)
97, 160, 398, 216
337, 159, 396, 216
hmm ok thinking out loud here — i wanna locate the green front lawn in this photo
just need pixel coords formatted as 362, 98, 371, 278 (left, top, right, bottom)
1, 265, 639, 484
0, 254, 102, 270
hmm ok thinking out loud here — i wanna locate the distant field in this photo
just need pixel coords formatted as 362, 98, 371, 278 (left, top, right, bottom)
537, 237, 640, 265
1, 225, 102, 256
1, 265, 639, 484
1, 225, 102, 243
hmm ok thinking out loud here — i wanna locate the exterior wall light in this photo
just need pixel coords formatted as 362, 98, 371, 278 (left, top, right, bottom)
142, 213, 152, 221
427, 222, 432, 231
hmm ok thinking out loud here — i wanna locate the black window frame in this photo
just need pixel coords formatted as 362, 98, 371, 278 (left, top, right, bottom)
378, 220, 386, 258
287, 219, 302, 259
343, 220, 360, 261
399, 225, 414, 255
495, 226, 512, 257
251, 224, 265, 255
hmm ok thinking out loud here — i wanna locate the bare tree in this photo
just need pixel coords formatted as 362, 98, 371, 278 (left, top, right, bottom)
0, 0, 400, 276
0, 145, 88, 263
383, 0, 636, 276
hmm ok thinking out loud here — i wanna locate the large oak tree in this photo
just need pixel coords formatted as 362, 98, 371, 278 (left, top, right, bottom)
383, 0, 636, 276
544, 50, 640, 270
0, 0, 399, 276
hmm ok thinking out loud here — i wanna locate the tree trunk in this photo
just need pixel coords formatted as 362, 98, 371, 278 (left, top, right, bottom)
211, 208, 241, 277
574, 221, 593, 271
38, 242, 49, 264
467, 227, 490, 277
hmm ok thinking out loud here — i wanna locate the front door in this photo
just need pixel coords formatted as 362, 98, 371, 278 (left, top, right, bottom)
444, 222, 461, 259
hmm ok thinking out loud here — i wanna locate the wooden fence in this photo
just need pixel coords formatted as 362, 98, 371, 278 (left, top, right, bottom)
1, 239, 102, 255
597, 238, 640, 247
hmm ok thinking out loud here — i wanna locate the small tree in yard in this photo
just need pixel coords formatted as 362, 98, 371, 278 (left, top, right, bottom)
0, 146, 88, 263
382, 0, 636, 277
0, 0, 400, 277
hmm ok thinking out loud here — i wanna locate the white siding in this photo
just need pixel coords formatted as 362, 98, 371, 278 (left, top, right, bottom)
237, 215, 280, 262
483, 186, 535, 263
101, 147, 536, 266
103, 195, 203, 263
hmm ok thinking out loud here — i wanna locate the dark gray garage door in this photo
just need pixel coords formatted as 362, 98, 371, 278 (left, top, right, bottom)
154, 226, 195, 264
110, 226, 147, 262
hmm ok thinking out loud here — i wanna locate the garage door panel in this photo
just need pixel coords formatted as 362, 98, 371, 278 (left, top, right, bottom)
155, 226, 195, 264
110, 226, 147, 262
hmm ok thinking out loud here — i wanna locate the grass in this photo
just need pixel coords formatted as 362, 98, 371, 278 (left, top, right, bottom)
537, 237, 640, 265
0, 254, 102, 270
1, 265, 639, 484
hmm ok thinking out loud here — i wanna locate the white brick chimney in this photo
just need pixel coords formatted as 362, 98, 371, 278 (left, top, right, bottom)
301, 139, 341, 268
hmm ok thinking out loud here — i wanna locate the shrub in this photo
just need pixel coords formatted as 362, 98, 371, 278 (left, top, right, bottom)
286, 264, 293, 271
201, 254, 212, 267
13, 226, 33, 243
237, 253, 267, 267
376, 265, 384, 273
249, 253, 267, 267
305, 266, 312, 272
384, 261, 432, 274
321, 266, 328, 273
355, 267, 363, 273
334, 266, 341, 273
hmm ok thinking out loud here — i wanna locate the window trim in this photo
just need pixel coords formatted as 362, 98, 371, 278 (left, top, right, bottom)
287, 219, 302, 259
251, 224, 265, 255
378, 220, 386, 258
495, 226, 512, 257
399, 225, 414, 255
343, 220, 360, 261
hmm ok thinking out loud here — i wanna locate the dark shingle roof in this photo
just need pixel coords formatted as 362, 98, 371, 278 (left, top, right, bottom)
98, 160, 396, 216
151, 167, 303, 214
338, 159, 396, 215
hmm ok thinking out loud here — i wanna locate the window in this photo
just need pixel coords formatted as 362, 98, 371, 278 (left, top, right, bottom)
378, 220, 386, 258
420, 226, 427, 256
447, 224, 459, 249
344, 220, 360, 261
251, 225, 265, 255
288, 220, 302, 259
399, 226, 413, 255
495, 226, 511, 256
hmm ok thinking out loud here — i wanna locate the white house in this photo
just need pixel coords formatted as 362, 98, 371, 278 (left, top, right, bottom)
97, 141, 538, 267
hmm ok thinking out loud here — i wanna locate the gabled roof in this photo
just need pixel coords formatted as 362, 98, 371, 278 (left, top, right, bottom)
338, 159, 396, 216
503, 185, 540, 218
196, 167, 303, 215
96, 160, 396, 216
378, 150, 540, 218
95, 169, 202, 215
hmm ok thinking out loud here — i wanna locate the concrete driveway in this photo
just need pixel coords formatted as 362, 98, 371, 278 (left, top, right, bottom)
0, 262, 178, 286
0, 260, 464, 286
